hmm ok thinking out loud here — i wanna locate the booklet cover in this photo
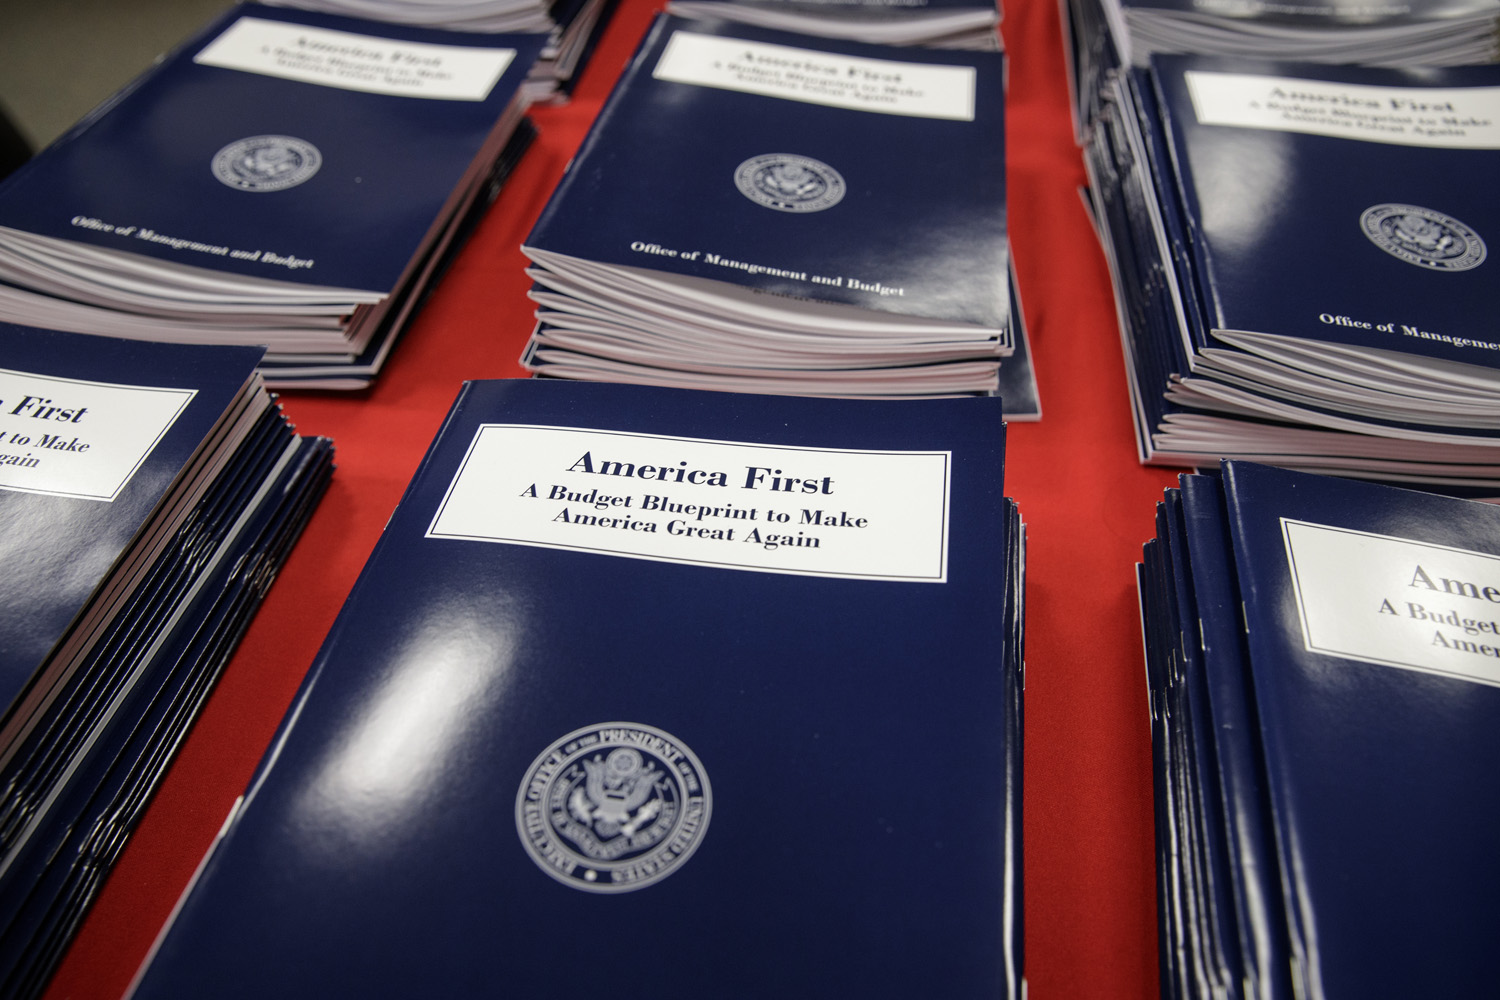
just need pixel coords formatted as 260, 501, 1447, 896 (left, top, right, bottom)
130, 378, 1023, 999
1219, 461, 1500, 997
0, 3, 544, 297
1084, 55, 1500, 484
1139, 461, 1500, 998
1175, 474, 1291, 1000
0, 321, 334, 999
0, 427, 333, 1000
0, 323, 263, 736
1152, 56, 1500, 370
1069, 0, 1500, 132
1141, 475, 1296, 1000
524, 15, 1009, 334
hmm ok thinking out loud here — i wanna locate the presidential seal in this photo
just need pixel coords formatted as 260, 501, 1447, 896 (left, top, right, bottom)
212, 135, 322, 193
1360, 204, 1486, 272
734, 154, 846, 213
515, 722, 711, 893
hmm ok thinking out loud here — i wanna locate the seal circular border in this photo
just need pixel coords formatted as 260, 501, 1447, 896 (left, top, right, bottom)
1360, 203, 1487, 272
211, 135, 323, 193
514, 721, 712, 894
734, 153, 847, 214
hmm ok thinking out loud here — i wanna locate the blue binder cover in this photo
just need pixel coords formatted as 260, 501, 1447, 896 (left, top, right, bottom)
1220, 461, 1500, 997
0, 322, 263, 732
0, 3, 543, 295
1150, 56, 1500, 369
524, 14, 1009, 330
130, 378, 1022, 999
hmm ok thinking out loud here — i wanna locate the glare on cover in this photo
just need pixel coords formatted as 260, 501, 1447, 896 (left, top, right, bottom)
293, 598, 525, 857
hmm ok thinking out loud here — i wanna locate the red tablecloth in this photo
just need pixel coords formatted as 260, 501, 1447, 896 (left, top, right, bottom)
44, 0, 1179, 995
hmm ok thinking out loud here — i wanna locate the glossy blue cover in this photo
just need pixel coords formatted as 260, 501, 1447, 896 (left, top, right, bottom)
0, 322, 262, 727
131, 378, 1021, 999
1138, 508, 1195, 998
1221, 461, 1500, 997
1177, 474, 1291, 1000
0, 3, 543, 294
1161, 488, 1244, 998
1151, 56, 1500, 368
0, 430, 334, 998
525, 15, 1009, 328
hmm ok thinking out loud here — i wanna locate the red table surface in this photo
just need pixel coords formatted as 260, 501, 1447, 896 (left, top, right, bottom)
42, 0, 1182, 995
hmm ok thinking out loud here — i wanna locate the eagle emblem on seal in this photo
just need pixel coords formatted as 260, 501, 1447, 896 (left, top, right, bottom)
571, 748, 662, 836
1360, 204, 1486, 271
516, 722, 711, 893
211, 135, 322, 192
735, 153, 846, 213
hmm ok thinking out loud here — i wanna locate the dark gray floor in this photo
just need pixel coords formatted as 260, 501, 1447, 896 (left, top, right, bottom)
0, 0, 231, 154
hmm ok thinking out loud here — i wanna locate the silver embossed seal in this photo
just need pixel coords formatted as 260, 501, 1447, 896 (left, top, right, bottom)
212, 135, 322, 192
735, 153, 846, 213
1360, 204, 1486, 271
515, 722, 711, 893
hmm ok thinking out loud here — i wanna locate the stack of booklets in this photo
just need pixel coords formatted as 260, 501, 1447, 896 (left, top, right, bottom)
126, 378, 1026, 999
1140, 460, 1500, 999
1064, 0, 1500, 134
519, 15, 1035, 410
1084, 55, 1500, 490
262, 0, 621, 100
665, 0, 1001, 49
0, 322, 331, 999
0, 3, 544, 389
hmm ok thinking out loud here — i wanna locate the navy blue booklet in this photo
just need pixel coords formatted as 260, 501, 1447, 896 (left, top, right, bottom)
522, 15, 1011, 398
130, 378, 1024, 1000
0, 320, 333, 999
1139, 476, 1293, 1000
1142, 460, 1500, 997
259, 0, 619, 100
1218, 461, 1500, 997
0, 430, 333, 1000
1138, 505, 1197, 998
1085, 55, 1500, 488
0, 322, 264, 755
1175, 474, 1291, 1000
1063, 0, 1500, 140
1153, 57, 1500, 369
0, 3, 543, 386
523, 259, 1042, 416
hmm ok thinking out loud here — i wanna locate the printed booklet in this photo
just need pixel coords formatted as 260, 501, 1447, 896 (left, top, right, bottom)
0, 3, 544, 387
521, 15, 1017, 399
1140, 461, 1500, 998
0, 321, 331, 998
130, 378, 1026, 999
1085, 56, 1500, 488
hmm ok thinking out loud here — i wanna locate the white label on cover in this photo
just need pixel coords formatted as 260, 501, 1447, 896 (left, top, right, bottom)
1186, 71, 1500, 149
1283, 518, 1500, 688
427, 425, 952, 582
0, 368, 195, 501
652, 30, 975, 120
194, 17, 515, 101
